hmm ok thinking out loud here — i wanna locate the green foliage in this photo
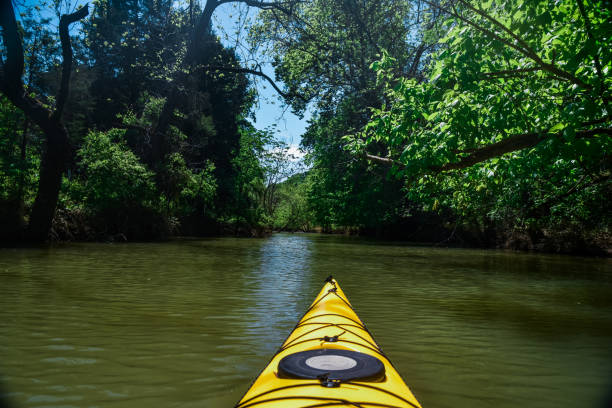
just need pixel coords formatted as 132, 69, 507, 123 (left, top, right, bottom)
0, 97, 42, 239
346, 0, 611, 240
84, 0, 183, 124
3, 0, 256, 240
0, 97, 39, 205
4, 0, 608, 249
252, 0, 440, 232
72, 128, 157, 214
158, 152, 216, 215
229, 122, 312, 231
304, 99, 408, 231
231, 123, 280, 227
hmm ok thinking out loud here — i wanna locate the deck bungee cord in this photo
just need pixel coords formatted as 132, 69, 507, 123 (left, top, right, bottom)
235, 276, 423, 408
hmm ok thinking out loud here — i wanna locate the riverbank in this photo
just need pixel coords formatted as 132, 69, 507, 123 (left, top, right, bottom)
278, 223, 611, 257
2, 205, 608, 257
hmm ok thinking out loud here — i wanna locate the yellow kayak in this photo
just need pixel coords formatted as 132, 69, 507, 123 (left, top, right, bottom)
235, 276, 423, 408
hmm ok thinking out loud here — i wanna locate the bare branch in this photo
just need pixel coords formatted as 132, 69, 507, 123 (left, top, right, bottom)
53, 4, 89, 120
205, 64, 307, 102
192, 0, 300, 52
238, 0, 295, 14
364, 153, 399, 166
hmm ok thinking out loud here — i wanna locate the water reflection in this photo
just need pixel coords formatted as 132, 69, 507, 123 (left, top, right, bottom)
244, 234, 314, 356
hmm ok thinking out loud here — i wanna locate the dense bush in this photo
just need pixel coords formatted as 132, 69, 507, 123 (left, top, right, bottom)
73, 128, 158, 213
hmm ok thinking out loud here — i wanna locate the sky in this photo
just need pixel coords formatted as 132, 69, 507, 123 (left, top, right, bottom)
212, 2, 311, 157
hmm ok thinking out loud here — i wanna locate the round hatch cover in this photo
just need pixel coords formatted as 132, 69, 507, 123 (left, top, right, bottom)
278, 349, 385, 381
305, 354, 357, 370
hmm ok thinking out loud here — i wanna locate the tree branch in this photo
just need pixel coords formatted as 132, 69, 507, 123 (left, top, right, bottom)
439, 127, 611, 171
364, 153, 398, 166
481, 67, 542, 79
190, 0, 299, 58
408, 42, 428, 77
454, 0, 539, 61
364, 127, 612, 173
112, 122, 151, 133
205, 64, 307, 101
238, 0, 296, 14
53, 4, 89, 120
422, 0, 593, 90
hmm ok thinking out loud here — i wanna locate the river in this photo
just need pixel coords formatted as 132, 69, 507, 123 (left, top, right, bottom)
1, 233, 611, 408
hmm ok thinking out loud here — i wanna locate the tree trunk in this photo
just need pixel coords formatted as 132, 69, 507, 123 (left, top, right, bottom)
16, 119, 29, 223
26, 121, 71, 241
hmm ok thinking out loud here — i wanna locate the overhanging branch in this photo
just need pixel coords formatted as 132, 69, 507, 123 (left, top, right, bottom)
205, 64, 307, 102
481, 67, 542, 79
364, 127, 612, 173
440, 127, 611, 171
364, 153, 398, 166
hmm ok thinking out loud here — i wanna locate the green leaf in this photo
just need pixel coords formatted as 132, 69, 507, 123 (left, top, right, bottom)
549, 123, 567, 133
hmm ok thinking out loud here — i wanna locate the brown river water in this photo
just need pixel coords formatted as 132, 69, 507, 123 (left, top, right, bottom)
1, 233, 611, 408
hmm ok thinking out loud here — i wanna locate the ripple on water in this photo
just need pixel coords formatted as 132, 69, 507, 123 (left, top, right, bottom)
44, 345, 75, 351
26, 394, 83, 403
40, 357, 97, 365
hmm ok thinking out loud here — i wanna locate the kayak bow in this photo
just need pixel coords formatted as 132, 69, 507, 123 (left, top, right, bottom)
235, 276, 422, 408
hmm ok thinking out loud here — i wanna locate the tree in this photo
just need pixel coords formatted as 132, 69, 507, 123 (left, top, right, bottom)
74, 128, 157, 215
346, 0, 611, 247
259, 137, 302, 218
231, 122, 268, 228
147, 0, 302, 168
84, 0, 183, 130
252, 0, 439, 112
84, 0, 299, 216
251, 0, 443, 231
1, 1, 89, 241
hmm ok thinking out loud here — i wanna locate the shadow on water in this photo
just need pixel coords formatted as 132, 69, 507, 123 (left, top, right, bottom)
0, 379, 16, 408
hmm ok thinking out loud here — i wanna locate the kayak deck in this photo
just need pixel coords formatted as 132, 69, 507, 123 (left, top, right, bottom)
235, 277, 422, 408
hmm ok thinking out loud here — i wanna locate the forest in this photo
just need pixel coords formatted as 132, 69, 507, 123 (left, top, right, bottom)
0, 0, 610, 254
